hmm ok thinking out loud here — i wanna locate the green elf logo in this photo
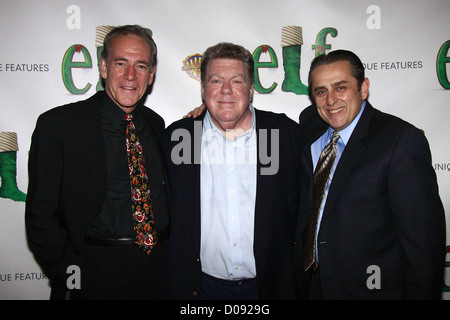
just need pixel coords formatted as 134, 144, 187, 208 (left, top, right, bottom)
436, 40, 450, 89
61, 26, 340, 96
281, 26, 338, 95
252, 26, 338, 95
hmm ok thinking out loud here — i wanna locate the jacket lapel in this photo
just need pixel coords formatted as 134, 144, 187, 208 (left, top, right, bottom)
253, 110, 269, 259
301, 131, 323, 202
299, 106, 328, 203
191, 112, 206, 256
77, 92, 107, 187
320, 102, 374, 222
295, 125, 326, 241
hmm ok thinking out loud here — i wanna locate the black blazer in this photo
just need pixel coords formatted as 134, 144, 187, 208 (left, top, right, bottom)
294, 102, 446, 299
25, 91, 170, 287
164, 108, 301, 299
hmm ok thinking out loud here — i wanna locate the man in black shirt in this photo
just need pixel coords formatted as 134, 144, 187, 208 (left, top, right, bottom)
25, 25, 170, 300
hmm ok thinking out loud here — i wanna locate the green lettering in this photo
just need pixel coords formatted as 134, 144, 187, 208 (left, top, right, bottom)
436, 40, 450, 89
312, 28, 338, 57
61, 44, 92, 94
253, 45, 278, 94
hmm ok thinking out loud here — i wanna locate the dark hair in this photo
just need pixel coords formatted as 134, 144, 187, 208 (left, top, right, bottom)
101, 25, 157, 70
308, 49, 365, 99
200, 42, 254, 85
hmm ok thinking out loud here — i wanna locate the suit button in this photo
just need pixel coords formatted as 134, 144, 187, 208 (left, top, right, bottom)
192, 291, 199, 296
196, 258, 200, 262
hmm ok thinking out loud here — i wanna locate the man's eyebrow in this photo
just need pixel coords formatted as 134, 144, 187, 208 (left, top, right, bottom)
332, 80, 348, 87
313, 85, 326, 93
207, 73, 222, 79
137, 60, 150, 66
207, 73, 246, 80
113, 57, 150, 66
313, 80, 349, 92
232, 73, 246, 79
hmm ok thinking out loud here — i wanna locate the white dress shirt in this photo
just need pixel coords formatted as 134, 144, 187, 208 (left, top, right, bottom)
200, 104, 257, 280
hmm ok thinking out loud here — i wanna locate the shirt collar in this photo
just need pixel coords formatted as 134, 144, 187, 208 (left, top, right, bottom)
203, 104, 256, 142
100, 92, 143, 131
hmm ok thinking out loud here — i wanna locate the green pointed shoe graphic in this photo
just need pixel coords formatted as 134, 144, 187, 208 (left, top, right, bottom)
0, 151, 26, 202
281, 26, 309, 96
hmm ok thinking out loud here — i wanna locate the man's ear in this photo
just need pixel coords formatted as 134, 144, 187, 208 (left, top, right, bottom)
148, 66, 156, 86
361, 78, 370, 100
100, 58, 108, 80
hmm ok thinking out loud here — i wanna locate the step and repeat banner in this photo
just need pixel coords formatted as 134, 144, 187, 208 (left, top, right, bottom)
0, 0, 449, 299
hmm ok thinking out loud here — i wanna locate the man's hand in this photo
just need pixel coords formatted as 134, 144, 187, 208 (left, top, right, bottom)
183, 104, 206, 118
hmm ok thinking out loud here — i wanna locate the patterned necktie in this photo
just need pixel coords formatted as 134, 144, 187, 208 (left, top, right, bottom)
124, 114, 157, 254
302, 131, 340, 271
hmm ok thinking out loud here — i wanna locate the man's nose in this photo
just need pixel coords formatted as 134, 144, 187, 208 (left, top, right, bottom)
327, 90, 337, 105
221, 80, 232, 94
124, 65, 136, 81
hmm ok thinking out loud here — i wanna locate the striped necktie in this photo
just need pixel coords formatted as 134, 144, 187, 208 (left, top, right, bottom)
302, 131, 340, 271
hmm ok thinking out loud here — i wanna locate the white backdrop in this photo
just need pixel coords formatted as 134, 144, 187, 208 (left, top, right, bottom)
0, 0, 449, 299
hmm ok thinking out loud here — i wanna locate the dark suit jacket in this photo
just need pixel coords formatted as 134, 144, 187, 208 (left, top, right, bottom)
294, 101, 446, 299
164, 108, 301, 299
25, 91, 170, 290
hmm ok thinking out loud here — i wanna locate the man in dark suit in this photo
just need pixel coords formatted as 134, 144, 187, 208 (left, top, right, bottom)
164, 42, 301, 299
25, 25, 170, 300
294, 49, 446, 299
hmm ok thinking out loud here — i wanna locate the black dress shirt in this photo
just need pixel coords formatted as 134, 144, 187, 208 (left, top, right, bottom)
87, 94, 156, 238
